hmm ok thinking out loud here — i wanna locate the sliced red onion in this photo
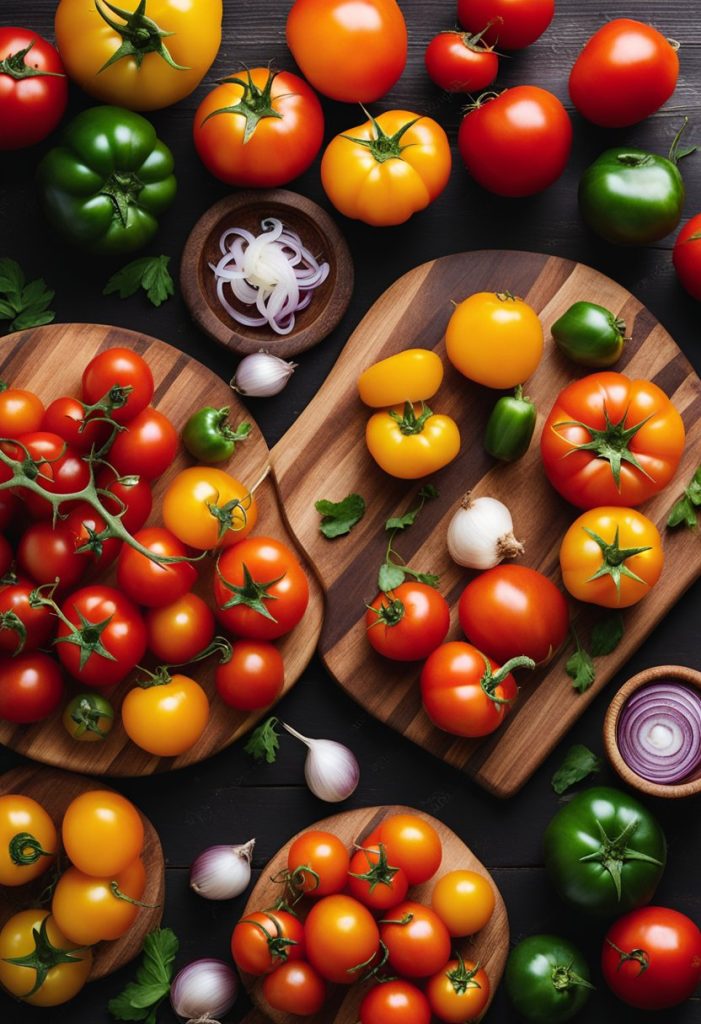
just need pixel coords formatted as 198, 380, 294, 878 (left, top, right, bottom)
617, 682, 701, 784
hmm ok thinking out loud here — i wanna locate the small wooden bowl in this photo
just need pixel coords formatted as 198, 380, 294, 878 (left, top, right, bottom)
181, 190, 354, 358
603, 665, 701, 799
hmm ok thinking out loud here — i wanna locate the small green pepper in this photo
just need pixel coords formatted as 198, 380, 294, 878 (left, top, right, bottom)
484, 386, 536, 463
551, 301, 627, 368
182, 406, 251, 463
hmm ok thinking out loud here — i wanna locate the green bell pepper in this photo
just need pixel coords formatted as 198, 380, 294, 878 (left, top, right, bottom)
551, 301, 627, 368
181, 407, 251, 463
37, 105, 176, 255
484, 385, 536, 462
505, 935, 594, 1024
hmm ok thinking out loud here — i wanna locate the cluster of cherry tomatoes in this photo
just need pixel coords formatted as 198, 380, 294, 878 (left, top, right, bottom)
0, 788, 147, 1006
232, 813, 497, 1023
0, 346, 309, 756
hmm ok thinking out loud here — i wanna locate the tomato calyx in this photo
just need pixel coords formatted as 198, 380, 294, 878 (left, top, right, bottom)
606, 938, 650, 976
8, 831, 53, 867
348, 938, 390, 982
216, 560, 283, 623
551, 959, 597, 992
31, 587, 118, 669
553, 404, 655, 489
1, 917, 85, 997
446, 952, 483, 995
0, 609, 27, 654
204, 69, 283, 143
463, 88, 503, 113
480, 654, 535, 705
367, 597, 405, 628
243, 912, 299, 965
389, 401, 434, 436
582, 524, 652, 597
578, 818, 664, 901
458, 19, 500, 53
206, 494, 251, 542
94, 0, 190, 72
66, 694, 115, 739
0, 41, 66, 80
271, 865, 321, 908
343, 109, 422, 165
348, 843, 400, 893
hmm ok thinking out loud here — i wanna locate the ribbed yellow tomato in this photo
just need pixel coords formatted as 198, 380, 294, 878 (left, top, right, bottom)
366, 402, 460, 479
0, 795, 57, 887
446, 291, 543, 388
358, 349, 444, 407
0, 910, 92, 1006
162, 467, 257, 550
559, 506, 663, 608
122, 672, 209, 756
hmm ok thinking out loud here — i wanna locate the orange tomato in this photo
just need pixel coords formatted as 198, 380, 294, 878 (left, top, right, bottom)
62, 790, 143, 877
432, 870, 495, 936
375, 813, 442, 884
305, 895, 380, 984
287, 830, 350, 898
51, 857, 147, 944
122, 672, 209, 756
162, 467, 257, 550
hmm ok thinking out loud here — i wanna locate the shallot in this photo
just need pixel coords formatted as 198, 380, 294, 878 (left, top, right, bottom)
282, 722, 360, 803
170, 959, 238, 1024
189, 838, 254, 900
231, 351, 297, 397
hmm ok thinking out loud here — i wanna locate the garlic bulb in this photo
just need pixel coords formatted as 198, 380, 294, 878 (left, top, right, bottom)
190, 839, 254, 900
282, 723, 360, 803
447, 494, 524, 570
231, 352, 296, 397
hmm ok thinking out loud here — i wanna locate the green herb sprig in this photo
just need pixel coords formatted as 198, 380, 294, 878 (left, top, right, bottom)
0, 258, 55, 332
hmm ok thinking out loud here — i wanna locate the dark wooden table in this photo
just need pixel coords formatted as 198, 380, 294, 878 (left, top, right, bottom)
2, 2, 700, 1022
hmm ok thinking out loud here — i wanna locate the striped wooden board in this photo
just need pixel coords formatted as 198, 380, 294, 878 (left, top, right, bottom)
240, 805, 509, 1023
0, 323, 323, 775
270, 251, 701, 798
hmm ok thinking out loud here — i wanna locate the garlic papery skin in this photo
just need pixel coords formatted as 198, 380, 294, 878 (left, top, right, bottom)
231, 352, 297, 397
282, 722, 360, 803
189, 839, 254, 900
447, 494, 524, 570
171, 958, 238, 1024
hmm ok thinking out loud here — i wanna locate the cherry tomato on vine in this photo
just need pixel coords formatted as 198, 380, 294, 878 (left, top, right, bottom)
81, 347, 154, 425
0, 910, 92, 1006
62, 789, 144, 878
42, 396, 109, 453
64, 501, 121, 573
674, 214, 701, 300
122, 671, 210, 757
17, 521, 87, 589
232, 910, 305, 976
432, 869, 495, 936
0, 794, 57, 886
96, 466, 153, 535
0, 574, 55, 655
117, 527, 197, 608
381, 901, 451, 978
109, 407, 178, 481
262, 960, 326, 1016
215, 640, 284, 711
162, 467, 257, 550
52, 858, 147, 945
6, 432, 90, 519
0, 652, 64, 723
146, 592, 215, 664
366, 582, 449, 661
55, 585, 147, 688
360, 980, 432, 1024
0, 28, 68, 151
457, 0, 554, 50
0, 386, 45, 437
425, 30, 498, 93
287, 830, 350, 898
348, 844, 410, 911
426, 957, 491, 1022
372, 813, 442, 885
305, 895, 380, 984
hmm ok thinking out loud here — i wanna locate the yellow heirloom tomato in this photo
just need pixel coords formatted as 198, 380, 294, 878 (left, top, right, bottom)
358, 349, 444, 407
55, 0, 223, 111
321, 110, 451, 227
446, 291, 543, 388
0, 910, 92, 1006
162, 467, 257, 550
52, 858, 147, 945
0, 794, 57, 887
559, 506, 663, 609
366, 402, 460, 479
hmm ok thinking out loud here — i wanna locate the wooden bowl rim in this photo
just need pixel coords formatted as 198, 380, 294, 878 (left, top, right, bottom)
603, 664, 701, 799
180, 189, 354, 357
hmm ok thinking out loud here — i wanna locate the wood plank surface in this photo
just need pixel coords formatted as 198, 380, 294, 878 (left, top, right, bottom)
271, 251, 701, 797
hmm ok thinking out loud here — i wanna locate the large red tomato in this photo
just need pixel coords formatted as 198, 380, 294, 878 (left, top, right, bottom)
286, 0, 407, 103
117, 528, 197, 609
673, 214, 701, 300
55, 585, 146, 688
569, 20, 679, 128
0, 652, 63, 723
459, 565, 569, 664
458, 0, 554, 50
366, 582, 449, 661
458, 86, 572, 197
0, 28, 68, 151
108, 408, 178, 481
81, 348, 154, 425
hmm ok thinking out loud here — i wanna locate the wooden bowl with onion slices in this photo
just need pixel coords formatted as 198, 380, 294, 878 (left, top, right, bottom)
603, 665, 701, 799
180, 190, 354, 358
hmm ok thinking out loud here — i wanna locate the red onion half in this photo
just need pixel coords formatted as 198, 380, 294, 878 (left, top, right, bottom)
617, 682, 701, 784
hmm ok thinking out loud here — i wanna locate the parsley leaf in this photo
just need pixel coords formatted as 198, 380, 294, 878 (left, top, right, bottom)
0, 258, 55, 333
315, 493, 366, 539
104, 256, 175, 308
385, 484, 438, 532
566, 630, 596, 694
668, 464, 701, 530
378, 562, 406, 592
590, 613, 624, 657
108, 928, 178, 1023
552, 744, 602, 795
244, 716, 280, 763
378, 486, 440, 593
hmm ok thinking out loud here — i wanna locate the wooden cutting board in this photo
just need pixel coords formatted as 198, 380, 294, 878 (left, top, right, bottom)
0, 765, 164, 980
270, 250, 701, 798
0, 323, 323, 775
240, 805, 509, 1023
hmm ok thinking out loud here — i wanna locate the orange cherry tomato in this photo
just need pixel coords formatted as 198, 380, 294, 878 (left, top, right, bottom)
215, 640, 284, 711
305, 895, 380, 985
426, 957, 491, 1022
0, 794, 57, 886
374, 813, 442, 885
262, 960, 326, 1015
122, 672, 210, 756
51, 857, 146, 944
380, 900, 451, 978
232, 910, 304, 976
0, 387, 45, 437
287, 830, 350, 898
62, 790, 144, 877
360, 979, 432, 1024
348, 844, 410, 912
431, 870, 496, 936
146, 592, 216, 664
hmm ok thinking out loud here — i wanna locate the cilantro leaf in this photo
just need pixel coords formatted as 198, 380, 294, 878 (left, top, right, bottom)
552, 744, 602, 795
0, 258, 55, 333
667, 464, 701, 529
108, 928, 178, 1023
385, 484, 439, 532
418, 484, 439, 501
566, 631, 595, 694
378, 562, 406, 592
104, 256, 175, 308
244, 717, 280, 763
315, 493, 366, 539
590, 613, 624, 657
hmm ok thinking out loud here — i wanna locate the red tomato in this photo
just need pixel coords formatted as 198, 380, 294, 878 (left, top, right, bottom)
459, 565, 569, 664
360, 980, 432, 1024
381, 901, 451, 978
109, 408, 178, 481
375, 813, 442, 885
194, 69, 324, 188
64, 502, 121, 573
214, 537, 309, 640
0, 491, 19, 532
56, 585, 146, 688
42, 396, 109, 454
0, 651, 63, 722
5, 432, 90, 519
231, 910, 304, 976
0, 387, 45, 437
366, 582, 450, 661
17, 522, 87, 590
425, 30, 498, 93
674, 214, 701, 300
0, 575, 56, 655
458, 86, 572, 197
602, 907, 701, 1010
287, 830, 350, 898
81, 348, 154, 425
146, 593, 215, 664
262, 961, 326, 1016
95, 466, 152, 535
305, 895, 380, 984
0, 536, 12, 578
569, 20, 679, 128
0, 28, 68, 150
215, 640, 284, 711
457, 0, 554, 50
286, 0, 407, 103
117, 528, 197, 609
348, 844, 410, 912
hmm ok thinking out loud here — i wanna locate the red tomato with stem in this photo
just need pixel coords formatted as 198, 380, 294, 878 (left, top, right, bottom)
0, 28, 68, 151
380, 901, 451, 979
459, 564, 569, 664
232, 910, 304, 976
374, 813, 442, 885
425, 30, 498, 93
459, 86, 572, 197
262, 961, 326, 1016
0, 387, 45, 437
569, 20, 679, 128
109, 408, 178, 481
0, 652, 63, 722
674, 214, 701, 300
348, 844, 410, 912
360, 980, 432, 1024
287, 830, 350, 898
55, 585, 147, 688
117, 528, 197, 609
6, 432, 90, 519
42, 396, 109, 454
95, 466, 152, 534
305, 895, 380, 984
602, 907, 701, 1010
81, 348, 154, 425
458, 0, 554, 50
0, 575, 55, 655
366, 582, 450, 661
64, 502, 121, 573
17, 522, 87, 589
215, 640, 284, 711
146, 593, 215, 664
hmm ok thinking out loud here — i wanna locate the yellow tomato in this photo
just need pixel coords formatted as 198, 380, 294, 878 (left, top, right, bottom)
52, 858, 147, 945
162, 467, 257, 550
559, 506, 663, 608
0, 910, 92, 1006
358, 349, 444, 407
0, 795, 57, 887
122, 673, 210, 756
62, 790, 144, 878
431, 870, 495, 937
446, 291, 543, 388
321, 110, 451, 226
55, 0, 222, 111
366, 402, 460, 479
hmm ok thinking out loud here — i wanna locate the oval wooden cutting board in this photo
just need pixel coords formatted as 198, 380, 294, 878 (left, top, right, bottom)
0, 323, 323, 775
0, 765, 164, 980
240, 805, 508, 1023
270, 250, 701, 798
